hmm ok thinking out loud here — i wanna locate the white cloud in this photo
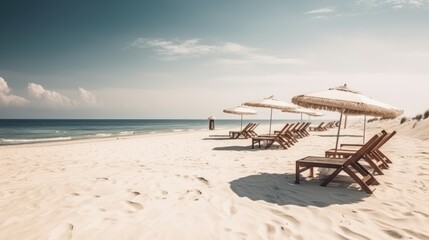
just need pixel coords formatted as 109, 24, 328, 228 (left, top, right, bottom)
27, 83, 73, 107
218, 55, 307, 65
356, 0, 428, 8
0, 77, 28, 107
26, 83, 98, 108
79, 87, 98, 106
306, 7, 336, 14
131, 38, 217, 57
131, 38, 306, 65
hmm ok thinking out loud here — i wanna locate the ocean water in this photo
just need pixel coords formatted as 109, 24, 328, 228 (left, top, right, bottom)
0, 119, 299, 145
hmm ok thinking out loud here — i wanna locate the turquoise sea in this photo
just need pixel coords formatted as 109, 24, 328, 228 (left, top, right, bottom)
0, 119, 309, 145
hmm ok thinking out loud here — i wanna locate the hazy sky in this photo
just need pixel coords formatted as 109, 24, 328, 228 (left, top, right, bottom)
1, 0, 428, 119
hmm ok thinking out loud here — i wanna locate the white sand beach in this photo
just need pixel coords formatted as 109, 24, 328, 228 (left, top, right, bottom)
1, 119, 428, 239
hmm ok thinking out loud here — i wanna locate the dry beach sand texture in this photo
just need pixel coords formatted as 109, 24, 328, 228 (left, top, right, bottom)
0, 119, 428, 239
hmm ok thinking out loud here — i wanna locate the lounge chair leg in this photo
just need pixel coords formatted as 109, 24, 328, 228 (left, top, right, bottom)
321, 167, 342, 187
343, 167, 374, 194
295, 164, 300, 184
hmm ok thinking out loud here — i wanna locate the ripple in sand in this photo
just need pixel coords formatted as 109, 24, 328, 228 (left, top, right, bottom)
48, 223, 73, 240
196, 176, 209, 185
131, 191, 140, 196
340, 226, 370, 240
383, 229, 403, 239
126, 200, 143, 210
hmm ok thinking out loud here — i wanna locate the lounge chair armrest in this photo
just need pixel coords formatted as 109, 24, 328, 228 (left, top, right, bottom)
340, 143, 364, 147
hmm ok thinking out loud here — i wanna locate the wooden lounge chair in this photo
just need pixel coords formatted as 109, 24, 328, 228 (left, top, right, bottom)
320, 121, 335, 131
285, 123, 300, 143
293, 122, 310, 139
324, 131, 392, 175
340, 130, 397, 164
295, 132, 386, 194
247, 123, 259, 137
309, 122, 325, 131
229, 123, 253, 139
252, 124, 291, 149
276, 123, 298, 145
299, 122, 311, 137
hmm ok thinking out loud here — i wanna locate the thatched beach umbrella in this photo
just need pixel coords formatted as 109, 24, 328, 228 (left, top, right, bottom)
223, 105, 257, 130
329, 84, 359, 129
292, 85, 403, 150
244, 96, 296, 135
282, 106, 324, 122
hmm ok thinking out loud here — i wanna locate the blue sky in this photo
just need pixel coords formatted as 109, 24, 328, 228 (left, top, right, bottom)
1, 0, 428, 119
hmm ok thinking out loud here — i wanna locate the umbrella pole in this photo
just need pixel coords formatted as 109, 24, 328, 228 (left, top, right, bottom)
240, 115, 243, 131
363, 115, 366, 144
300, 113, 303, 122
269, 108, 273, 135
344, 114, 347, 129
335, 110, 344, 152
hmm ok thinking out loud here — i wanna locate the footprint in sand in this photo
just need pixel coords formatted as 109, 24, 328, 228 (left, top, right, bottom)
196, 177, 209, 186
48, 223, 73, 240
270, 209, 299, 226
229, 205, 238, 215
154, 190, 168, 199
265, 223, 276, 234
187, 189, 202, 195
131, 191, 140, 196
184, 189, 202, 201
126, 200, 143, 210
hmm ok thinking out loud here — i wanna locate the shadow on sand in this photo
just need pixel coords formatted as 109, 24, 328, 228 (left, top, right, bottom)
212, 146, 255, 151
230, 173, 369, 207
202, 137, 233, 140
202, 135, 236, 140
316, 134, 363, 138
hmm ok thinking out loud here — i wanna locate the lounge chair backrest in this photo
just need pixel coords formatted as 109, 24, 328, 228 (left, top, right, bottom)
344, 132, 386, 166
244, 123, 252, 129
373, 130, 396, 150
286, 123, 296, 132
321, 122, 330, 129
242, 123, 253, 132
303, 122, 311, 129
272, 123, 289, 135
296, 122, 306, 131
291, 123, 301, 131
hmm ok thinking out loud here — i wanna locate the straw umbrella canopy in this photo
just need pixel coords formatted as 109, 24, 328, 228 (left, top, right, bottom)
335, 84, 402, 141
223, 105, 257, 130
244, 96, 296, 135
282, 106, 324, 122
244, 96, 295, 134
329, 84, 359, 129
292, 85, 403, 150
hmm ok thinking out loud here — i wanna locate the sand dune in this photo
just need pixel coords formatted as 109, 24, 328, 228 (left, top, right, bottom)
0, 121, 428, 239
